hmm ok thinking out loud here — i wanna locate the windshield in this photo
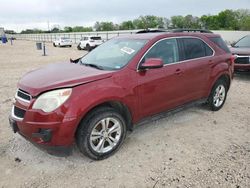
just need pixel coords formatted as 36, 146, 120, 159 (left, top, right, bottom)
234, 35, 250, 48
79, 38, 148, 70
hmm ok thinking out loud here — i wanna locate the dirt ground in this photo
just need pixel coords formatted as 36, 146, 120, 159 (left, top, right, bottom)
0, 40, 249, 188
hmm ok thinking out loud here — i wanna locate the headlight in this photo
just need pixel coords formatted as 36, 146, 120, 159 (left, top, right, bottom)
32, 88, 72, 112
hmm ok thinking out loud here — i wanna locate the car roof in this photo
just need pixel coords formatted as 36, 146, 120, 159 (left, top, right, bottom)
116, 32, 220, 41
83, 36, 102, 37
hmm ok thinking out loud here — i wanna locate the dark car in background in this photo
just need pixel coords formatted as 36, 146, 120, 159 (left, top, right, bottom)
230, 35, 250, 71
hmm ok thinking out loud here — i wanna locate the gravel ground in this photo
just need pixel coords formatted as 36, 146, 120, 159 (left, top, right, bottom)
0, 40, 249, 188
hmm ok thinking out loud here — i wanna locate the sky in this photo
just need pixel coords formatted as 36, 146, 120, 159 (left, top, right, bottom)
0, 0, 250, 32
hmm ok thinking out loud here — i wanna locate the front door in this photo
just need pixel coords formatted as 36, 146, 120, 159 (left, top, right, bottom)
136, 38, 188, 118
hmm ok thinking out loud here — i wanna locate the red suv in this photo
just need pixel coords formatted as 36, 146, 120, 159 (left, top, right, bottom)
9, 30, 234, 160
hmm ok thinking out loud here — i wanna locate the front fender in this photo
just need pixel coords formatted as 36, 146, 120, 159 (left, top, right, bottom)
64, 78, 138, 129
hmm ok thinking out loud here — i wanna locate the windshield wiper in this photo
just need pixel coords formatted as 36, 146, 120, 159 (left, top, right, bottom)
83, 63, 104, 70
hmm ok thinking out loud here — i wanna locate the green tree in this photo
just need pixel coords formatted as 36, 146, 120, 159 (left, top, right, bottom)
240, 16, 250, 30
64, 26, 73, 32
133, 15, 165, 29
120, 21, 135, 30
171, 16, 185, 28
217, 9, 239, 30
51, 27, 60, 33
200, 15, 220, 30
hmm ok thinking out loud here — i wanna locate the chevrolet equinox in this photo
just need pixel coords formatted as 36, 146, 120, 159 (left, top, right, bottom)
9, 30, 234, 160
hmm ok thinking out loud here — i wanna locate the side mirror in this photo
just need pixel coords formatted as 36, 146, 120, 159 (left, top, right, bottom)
140, 58, 164, 70
231, 42, 236, 47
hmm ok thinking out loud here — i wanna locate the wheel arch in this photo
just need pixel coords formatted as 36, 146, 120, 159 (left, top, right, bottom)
74, 100, 133, 138
213, 74, 231, 90
208, 72, 231, 97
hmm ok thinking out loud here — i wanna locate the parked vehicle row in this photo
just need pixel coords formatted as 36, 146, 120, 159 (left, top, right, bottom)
53, 37, 72, 47
53, 36, 103, 51
77, 36, 103, 51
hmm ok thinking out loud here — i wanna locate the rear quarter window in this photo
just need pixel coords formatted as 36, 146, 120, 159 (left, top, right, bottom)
209, 37, 230, 53
90, 37, 102, 40
182, 38, 213, 60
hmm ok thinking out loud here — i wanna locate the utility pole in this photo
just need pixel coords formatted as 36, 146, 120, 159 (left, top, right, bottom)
47, 21, 50, 32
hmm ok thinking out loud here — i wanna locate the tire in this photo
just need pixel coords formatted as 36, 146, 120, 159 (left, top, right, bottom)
69, 45, 72, 47
85, 44, 91, 51
53, 43, 56, 47
208, 79, 228, 111
76, 107, 127, 160
77, 44, 82, 50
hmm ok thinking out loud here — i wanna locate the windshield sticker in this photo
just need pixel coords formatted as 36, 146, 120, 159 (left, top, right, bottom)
121, 47, 135, 55
115, 65, 121, 69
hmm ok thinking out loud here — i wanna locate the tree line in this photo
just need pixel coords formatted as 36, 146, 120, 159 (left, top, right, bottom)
19, 9, 250, 34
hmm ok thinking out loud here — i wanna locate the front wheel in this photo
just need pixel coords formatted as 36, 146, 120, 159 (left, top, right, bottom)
208, 79, 228, 111
76, 107, 127, 160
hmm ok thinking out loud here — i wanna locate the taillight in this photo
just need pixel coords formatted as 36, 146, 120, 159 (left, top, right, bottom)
230, 55, 235, 65
230, 55, 236, 73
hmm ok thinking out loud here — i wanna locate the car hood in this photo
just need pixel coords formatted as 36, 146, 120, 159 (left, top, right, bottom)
230, 47, 250, 55
18, 62, 113, 96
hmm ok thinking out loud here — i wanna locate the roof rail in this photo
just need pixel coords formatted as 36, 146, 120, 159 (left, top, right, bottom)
171, 29, 213, 33
136, 29, 167, 34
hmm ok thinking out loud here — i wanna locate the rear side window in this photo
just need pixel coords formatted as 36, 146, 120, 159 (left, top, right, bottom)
90, 37, 101, 40
209, 37, 230, 53
182, 38, 213, 60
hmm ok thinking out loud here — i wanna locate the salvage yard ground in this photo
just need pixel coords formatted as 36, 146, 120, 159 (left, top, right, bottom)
0, 41, 249, 188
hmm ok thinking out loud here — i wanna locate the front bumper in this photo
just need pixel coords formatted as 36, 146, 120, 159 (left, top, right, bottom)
9, 113, 77, 156
234, 55, 250, 71
9, 93, 79, 156
234, 64, 250, 71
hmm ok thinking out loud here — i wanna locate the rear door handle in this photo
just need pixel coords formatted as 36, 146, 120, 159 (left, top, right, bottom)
208, 60, 214, 66
175, 69, 183, 75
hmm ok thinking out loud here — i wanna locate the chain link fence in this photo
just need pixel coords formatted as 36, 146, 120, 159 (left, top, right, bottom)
7, 30, 250, 44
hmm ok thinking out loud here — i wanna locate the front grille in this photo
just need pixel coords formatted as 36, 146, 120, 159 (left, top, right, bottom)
235, 56, 250, 65
16, 89, 32, 102
13, 106, 26, 119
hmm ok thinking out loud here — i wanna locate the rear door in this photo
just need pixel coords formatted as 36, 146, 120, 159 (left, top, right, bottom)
178, 37, 214, 101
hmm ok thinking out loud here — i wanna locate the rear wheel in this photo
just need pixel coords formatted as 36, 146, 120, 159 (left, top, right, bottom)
53, 43, 56, 47
77, 44, 82, 50
85, 44, 91, 51
76, 107, 127, 160
208, 79, 228, 111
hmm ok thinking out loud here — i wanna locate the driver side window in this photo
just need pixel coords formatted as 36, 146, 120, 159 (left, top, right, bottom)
143, 38, 179, 65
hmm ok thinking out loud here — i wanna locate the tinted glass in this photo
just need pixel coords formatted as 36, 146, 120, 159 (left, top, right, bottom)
90, 37, 102, 40
210, 37, 230, 53
205, 44, 213, 56
183, 38, 209, 60
143, 38, 179, 64
234, 35, 250, 48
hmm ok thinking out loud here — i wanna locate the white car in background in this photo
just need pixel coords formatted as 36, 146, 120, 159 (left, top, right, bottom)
53, 37, 72, 47
77, 36, 103, 51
